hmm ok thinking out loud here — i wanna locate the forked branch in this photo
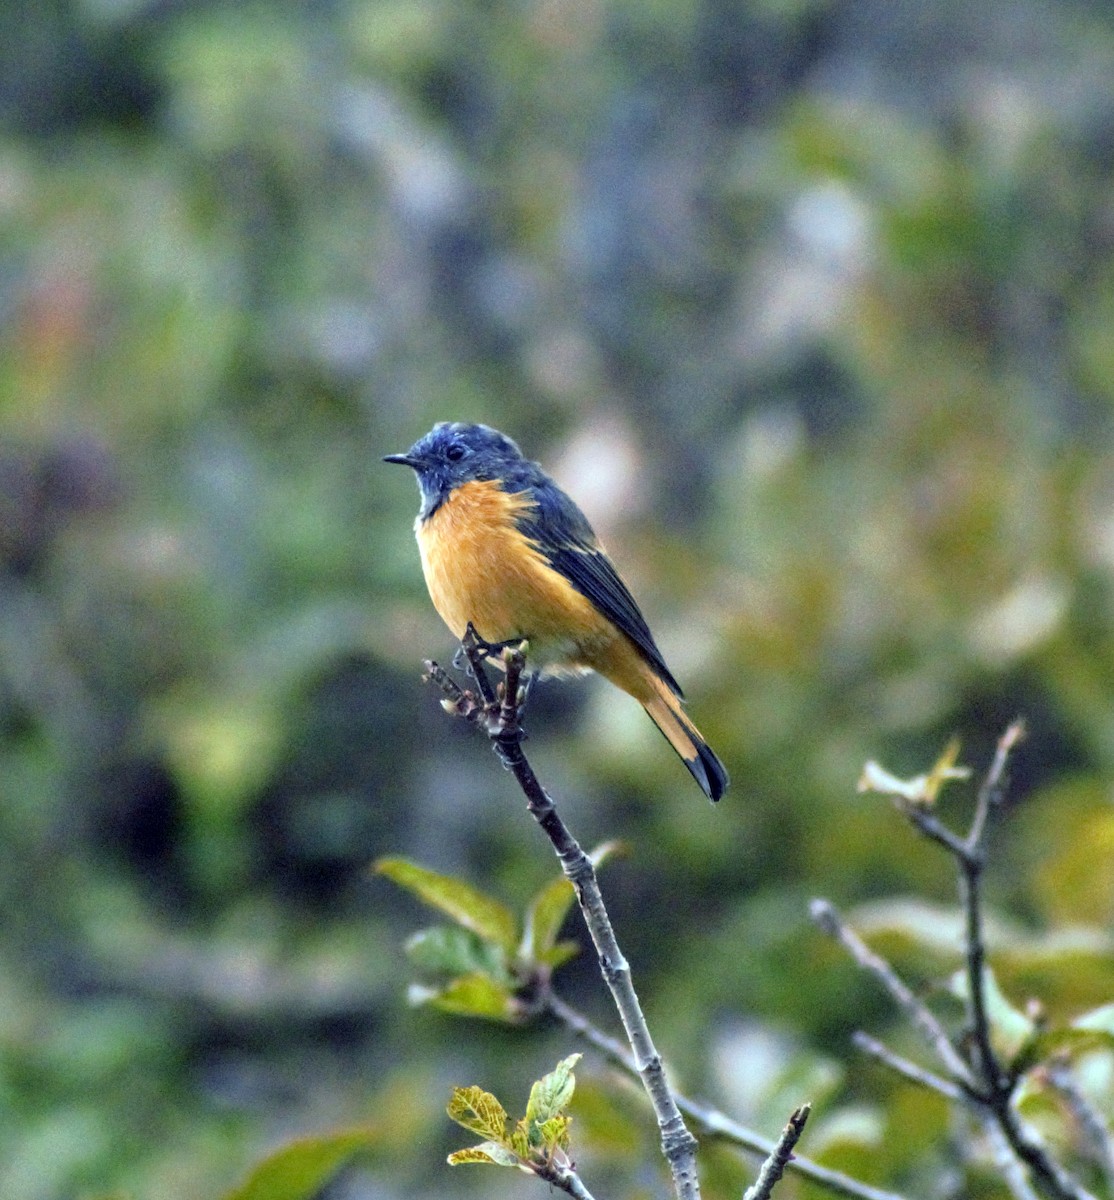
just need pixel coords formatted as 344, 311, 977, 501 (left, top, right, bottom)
814, 725, 1100, 1200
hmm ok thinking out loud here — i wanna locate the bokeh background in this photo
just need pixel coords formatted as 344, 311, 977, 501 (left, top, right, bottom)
4, 0, 1114, 1197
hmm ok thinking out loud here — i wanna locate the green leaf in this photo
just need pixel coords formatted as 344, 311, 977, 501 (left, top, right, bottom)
852, 898, 1015, 977
949, 966, 1033, 1060
587, 839, 623, 867
409, 972, 519, 1022
800, 1105, 885, 1158
567, 1078, 643, 1155
404, 925, 510, 982
525, 1054, 581, 1127
375, 857, 518, 953
997, 929, 1114, 1014
447, 1141, 521, 1167
537, 1114, 572, 1152
1034, 805, 1114, 925
520, 842, 622, 963
1013, 1026, 1114, 1075
221, 1127, 376, 1200
521, 876, 575, 964
447, 1085, 509, 1142
537, 939, 580, 969
1074, 1003, 1114, 1035
510, 1123, 531, 1159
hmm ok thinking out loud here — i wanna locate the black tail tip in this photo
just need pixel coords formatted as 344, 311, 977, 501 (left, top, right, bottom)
687, 741, 729, 803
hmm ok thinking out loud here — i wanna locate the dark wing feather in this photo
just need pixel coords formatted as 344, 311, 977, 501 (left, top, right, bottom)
515, 477, 684, 699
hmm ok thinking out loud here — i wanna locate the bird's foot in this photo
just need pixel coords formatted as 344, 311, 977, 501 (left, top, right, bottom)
451, 625, 534, 750
456, 623, 529, 668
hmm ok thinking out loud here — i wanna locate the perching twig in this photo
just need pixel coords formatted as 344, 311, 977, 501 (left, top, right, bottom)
547, 992, 911, 1200
742, 1104, 810, 1200
427, 633, 702, 1200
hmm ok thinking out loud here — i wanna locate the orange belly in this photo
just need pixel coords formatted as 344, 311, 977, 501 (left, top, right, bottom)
415, 479, 642, 685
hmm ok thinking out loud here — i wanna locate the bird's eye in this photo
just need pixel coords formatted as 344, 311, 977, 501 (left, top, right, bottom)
445, 443, 467, 462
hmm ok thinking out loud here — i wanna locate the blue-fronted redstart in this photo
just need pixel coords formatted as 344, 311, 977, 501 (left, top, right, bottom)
385, 422, 728, 801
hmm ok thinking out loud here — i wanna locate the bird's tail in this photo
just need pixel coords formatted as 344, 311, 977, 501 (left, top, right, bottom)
642, 677, 729, 802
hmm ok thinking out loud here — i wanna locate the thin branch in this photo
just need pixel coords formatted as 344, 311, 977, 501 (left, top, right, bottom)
898, 804, 969, 859
809, 898, 978, 1091
536, 1159, 599, 1200
427, 633, 701, 1200
816, 895, 1098, 1200
547, 992, 912, 1200
968, 719, 1025, 848
992, 1096, 1099, 1200
1045, 1060, 1114, 1194
822, 725, 1100, 1200
742, 1105, 810, 1200
959, 842, 1000, 1092
897, 797, 1002, 1086
980, 1117, 1044, 1200
900, 726, 1097, 1200
851, 1031, 965, 1102
898, 721, 1025, 1095
960, 721, 1024, 1093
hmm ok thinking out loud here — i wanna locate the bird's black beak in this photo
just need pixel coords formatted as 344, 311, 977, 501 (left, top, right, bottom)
383, 453, 419, 468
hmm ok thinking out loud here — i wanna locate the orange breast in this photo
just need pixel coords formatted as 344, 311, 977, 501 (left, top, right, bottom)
415, 479, 625, 676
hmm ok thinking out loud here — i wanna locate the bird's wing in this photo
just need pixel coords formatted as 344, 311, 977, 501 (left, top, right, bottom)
517, 480, 684, 699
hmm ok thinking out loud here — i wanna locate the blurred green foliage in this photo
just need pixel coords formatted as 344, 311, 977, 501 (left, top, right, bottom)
2, 0, 1114, 1197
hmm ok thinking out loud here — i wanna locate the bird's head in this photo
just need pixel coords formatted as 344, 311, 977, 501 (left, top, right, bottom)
384, 422, 527, 518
